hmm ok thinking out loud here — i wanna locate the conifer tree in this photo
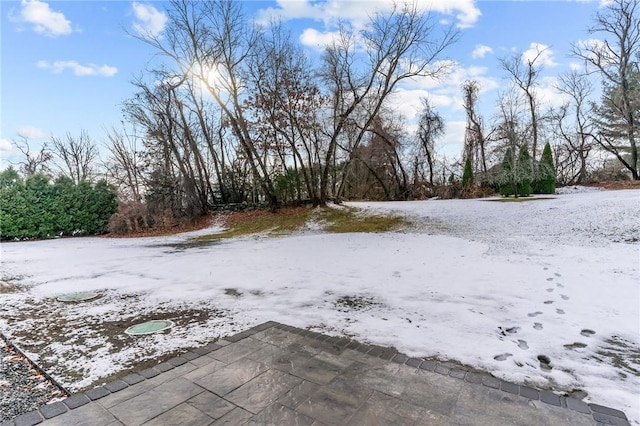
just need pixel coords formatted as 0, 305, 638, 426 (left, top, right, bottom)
517, 146, 532, 196
535, 142, 556, 194
461, 158, 474, 191
499, 148, 514, 196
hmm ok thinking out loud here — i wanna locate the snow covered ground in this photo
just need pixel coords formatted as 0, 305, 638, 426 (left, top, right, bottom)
0, 189, 638, 423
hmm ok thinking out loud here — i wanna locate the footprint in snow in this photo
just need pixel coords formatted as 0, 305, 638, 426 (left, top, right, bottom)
556, 308, 565, 315
498, 326, 520, 337
556, 283, 564, 288
546, 277, 554, 281
494, 353, 513, 361
580, 329, 596, 337
533, 323, 543, 330
546, 288, 554, 293
564, 342, 587, 350
554, 273, 562, 277
537, 355, 552, 371
543, 300, 554, 304
517, 339, 529, 350
527, 311, 543, 317
560, 294, 570, 300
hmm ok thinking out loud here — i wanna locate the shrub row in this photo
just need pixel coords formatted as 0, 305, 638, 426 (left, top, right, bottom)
0, 168, 118, 240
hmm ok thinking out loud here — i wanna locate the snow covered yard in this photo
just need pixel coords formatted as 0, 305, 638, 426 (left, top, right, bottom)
0, 188, 638, 423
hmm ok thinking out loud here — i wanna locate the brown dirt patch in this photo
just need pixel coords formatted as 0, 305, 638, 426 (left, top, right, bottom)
106, 206, 311, 239
105, 214, 215, 239
217, 206, 310, 229
586, 180, 640, 190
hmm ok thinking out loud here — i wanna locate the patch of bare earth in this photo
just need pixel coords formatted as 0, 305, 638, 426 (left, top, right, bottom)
1, 293, 230, 391
587, 180, 640, 191
105, 213, 215, 238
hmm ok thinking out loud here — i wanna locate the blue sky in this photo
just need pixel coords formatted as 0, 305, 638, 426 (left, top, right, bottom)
0, 0, 607, 167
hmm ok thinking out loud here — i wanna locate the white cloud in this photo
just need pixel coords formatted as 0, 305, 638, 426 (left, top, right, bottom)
577, 38, 606, 51
522, 42, 558, 67
440, 120, 467, 158
0, 138, 14, 169
0, 139, 13, 156
258, 0, 481, 29
427, 0, 481, 29
299, 28, 342, 49
132, 2, 167, 38
569, 62, 585, 72
389, 88, 454, 122
17, 125, 45, 139
537, 76, 571, 109
37, 60, 118, 77
471, 44, 493, 59
11, 0, 72, 37
410, 62, 500, 96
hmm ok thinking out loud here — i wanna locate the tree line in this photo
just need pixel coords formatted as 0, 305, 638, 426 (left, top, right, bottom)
2, 0, 638, 235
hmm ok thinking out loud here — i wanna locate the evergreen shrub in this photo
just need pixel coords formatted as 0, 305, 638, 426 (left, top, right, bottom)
0, 169, 117, 240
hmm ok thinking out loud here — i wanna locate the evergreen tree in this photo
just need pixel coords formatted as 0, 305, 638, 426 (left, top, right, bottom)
0, 168, 28, 238
461, 158, 474, 191
593, 74, 640, 179
24, 174, 56, 237
575, 0, 639, 179
499, 148, 514, 196
535, 142, 556, 194
517, 146, 532, 197
87, 180, 118, 234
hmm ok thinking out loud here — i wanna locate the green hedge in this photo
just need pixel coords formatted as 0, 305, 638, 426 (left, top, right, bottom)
0, 168, 118, 240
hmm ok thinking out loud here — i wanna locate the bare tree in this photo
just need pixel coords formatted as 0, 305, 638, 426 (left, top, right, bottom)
574, 0, 639, 179
416, 97, 445, 186
318, 3, 458, 204
491, 90, 528, 194
500, 46, 547, 159
344, 113, 410, 200
553, 71, 595, 184
128, 1, 457, 208
125, 73, 213, 218
135, 0, 279, 209
104, 125, 145, 201
12, 136, 52, 177
50, 130, 98, 184
245, 20, 326, 205
462, 80, 487, 173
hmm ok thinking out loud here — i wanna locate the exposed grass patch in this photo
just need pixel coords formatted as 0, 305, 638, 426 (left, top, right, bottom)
320, 207, 407, 233
487, 197, 555, 203
195, 205, 408, 240
196, 206, 312, 241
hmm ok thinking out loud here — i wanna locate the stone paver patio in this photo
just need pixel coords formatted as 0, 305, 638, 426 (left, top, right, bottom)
3, 322, 631, 426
